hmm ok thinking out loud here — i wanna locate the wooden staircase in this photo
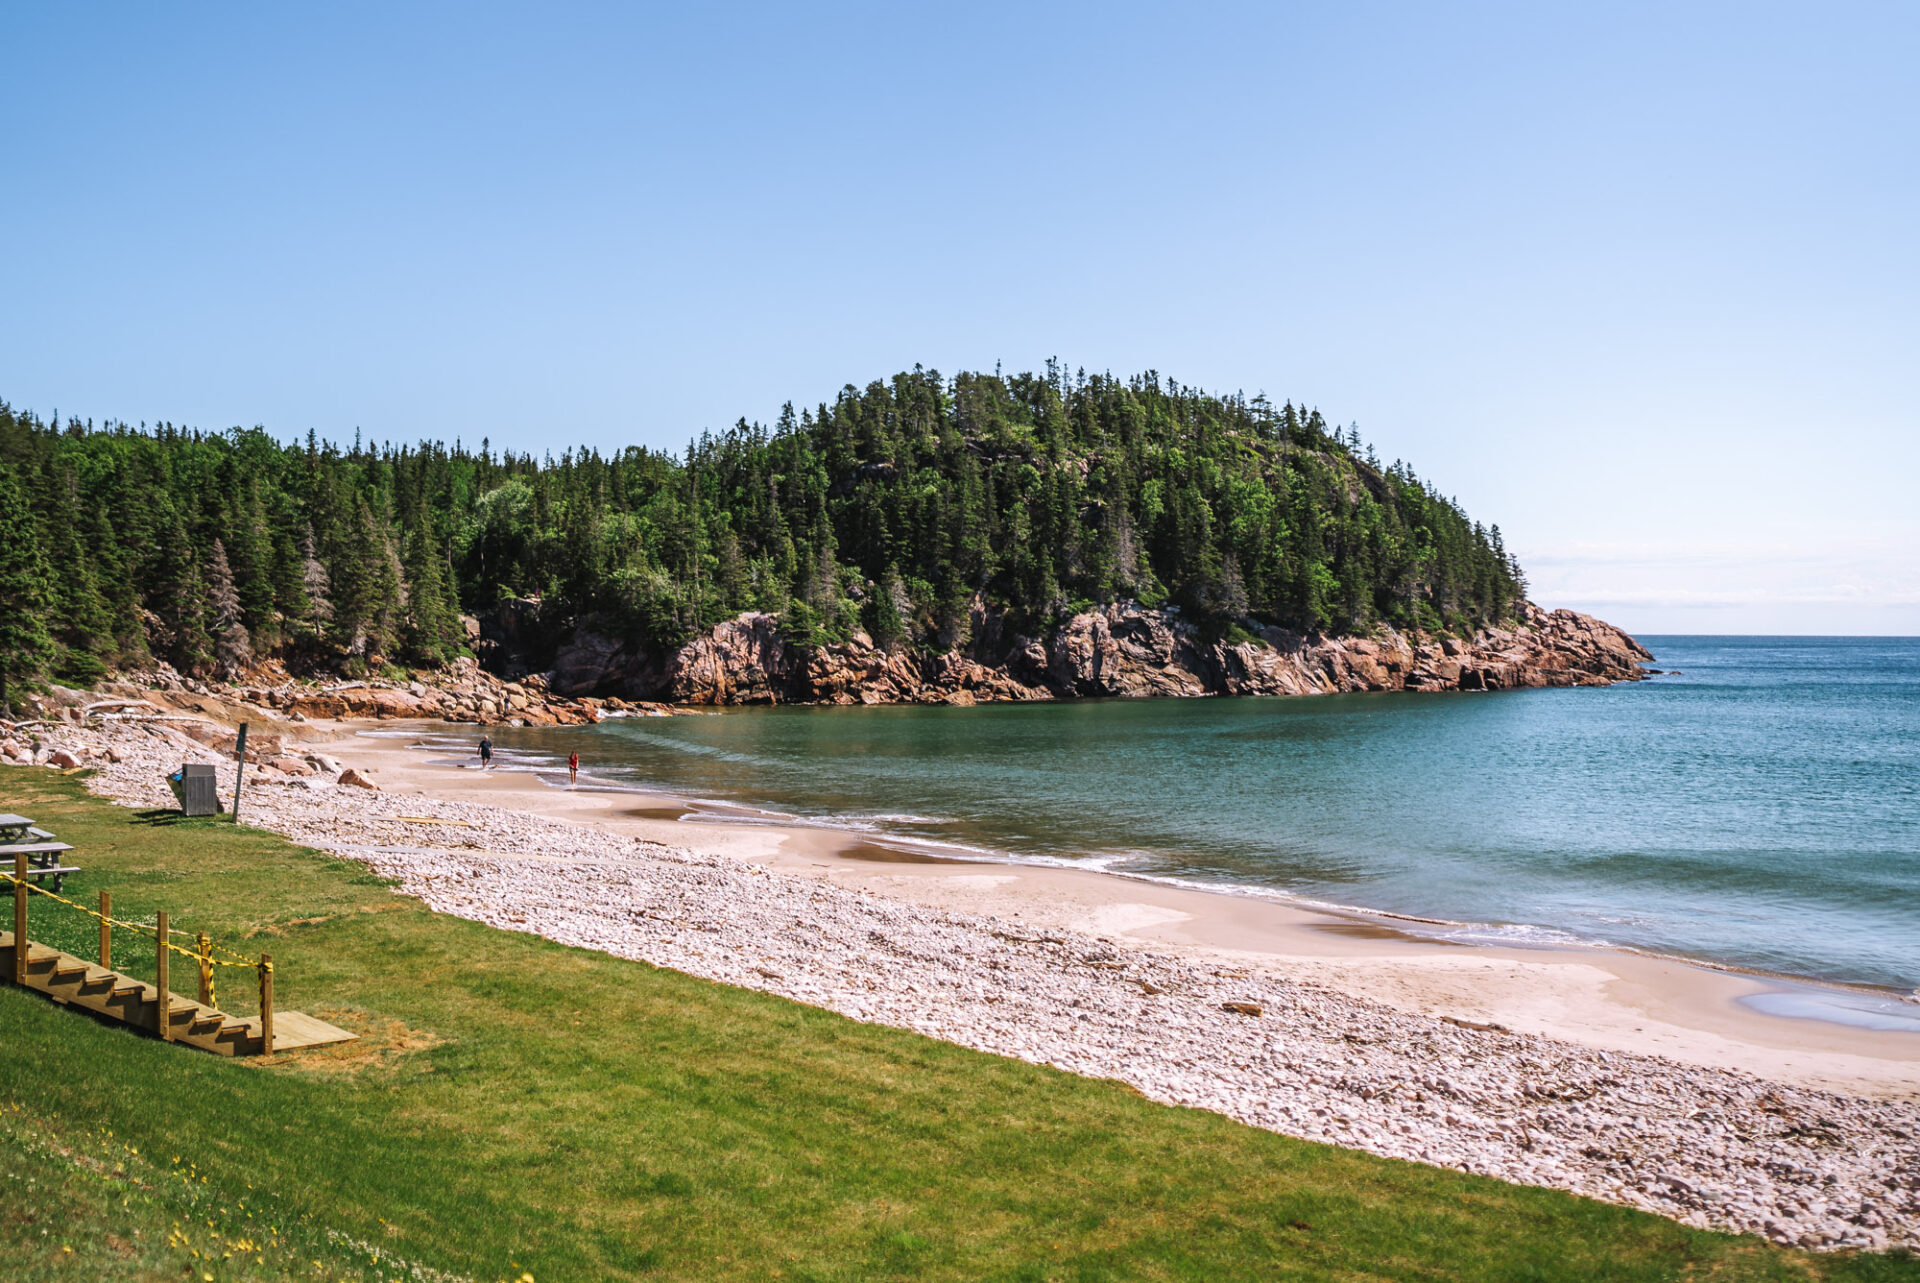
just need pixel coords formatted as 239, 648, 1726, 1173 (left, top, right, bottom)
2, 930, 354, 1056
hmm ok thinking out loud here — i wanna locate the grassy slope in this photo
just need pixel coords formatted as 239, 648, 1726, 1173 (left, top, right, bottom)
0, 769, 1914, 1283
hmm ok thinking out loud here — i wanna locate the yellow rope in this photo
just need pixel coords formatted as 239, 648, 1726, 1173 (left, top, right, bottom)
1, 873, 261, 969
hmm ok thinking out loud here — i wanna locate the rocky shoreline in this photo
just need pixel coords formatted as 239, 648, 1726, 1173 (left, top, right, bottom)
554, 599, 1655, 706
3, 700, 1914, 1255
2, 598, 1654, 754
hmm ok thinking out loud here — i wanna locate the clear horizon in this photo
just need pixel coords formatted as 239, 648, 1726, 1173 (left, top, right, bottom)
3, 3, 1914, 635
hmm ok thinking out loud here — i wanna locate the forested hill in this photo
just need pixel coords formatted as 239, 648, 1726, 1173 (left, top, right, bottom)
0, 367, 1525, 691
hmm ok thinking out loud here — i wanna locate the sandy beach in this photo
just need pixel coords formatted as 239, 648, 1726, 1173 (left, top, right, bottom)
333, 725, 1920, 1102
11, 705, 1918, 1251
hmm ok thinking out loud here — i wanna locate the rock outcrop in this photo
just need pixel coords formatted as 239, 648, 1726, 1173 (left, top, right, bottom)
69, 601, 1648, 724
97, 655, 671, 731
552, 600, 1652, 707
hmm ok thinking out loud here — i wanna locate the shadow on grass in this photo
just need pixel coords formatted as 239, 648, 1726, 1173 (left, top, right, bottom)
130, 808, 221, 828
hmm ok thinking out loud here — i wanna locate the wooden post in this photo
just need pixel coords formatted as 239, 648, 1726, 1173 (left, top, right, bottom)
12, 853, 26, 984
154, 910, 171, 1041
231, 722, 249, 822
257, 954, 274, 1056
99, 891, 111, 970
196, 932, 213, 1006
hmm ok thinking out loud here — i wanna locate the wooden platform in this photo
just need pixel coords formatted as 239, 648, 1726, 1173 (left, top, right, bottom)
224, 1009, 358, 1053
2, 931, 355, 1056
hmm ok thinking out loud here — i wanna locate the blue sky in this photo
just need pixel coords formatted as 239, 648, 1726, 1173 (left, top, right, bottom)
3, 3, 1915, 633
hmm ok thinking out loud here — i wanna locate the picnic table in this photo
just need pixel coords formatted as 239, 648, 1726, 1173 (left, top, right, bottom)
0, 815, 80, 893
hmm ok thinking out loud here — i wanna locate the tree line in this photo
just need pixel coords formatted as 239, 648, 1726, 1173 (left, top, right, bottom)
0, 365, 1525, 707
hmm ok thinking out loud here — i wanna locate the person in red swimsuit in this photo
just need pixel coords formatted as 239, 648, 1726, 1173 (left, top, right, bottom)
568, 750, 579, 787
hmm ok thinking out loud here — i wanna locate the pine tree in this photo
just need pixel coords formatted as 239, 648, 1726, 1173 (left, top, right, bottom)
0, 464, 55, 715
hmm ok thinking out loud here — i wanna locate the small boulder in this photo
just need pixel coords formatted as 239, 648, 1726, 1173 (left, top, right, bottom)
46, 749, 84, 769
1221, 1002, 1263, 1017
337, 767, 379, 790
268, 755, 313, 776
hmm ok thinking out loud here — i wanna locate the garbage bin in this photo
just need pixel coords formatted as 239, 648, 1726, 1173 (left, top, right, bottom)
169, 763, 221, 817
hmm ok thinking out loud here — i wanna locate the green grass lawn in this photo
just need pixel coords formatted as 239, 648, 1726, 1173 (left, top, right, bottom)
1, 768, 1914, 1283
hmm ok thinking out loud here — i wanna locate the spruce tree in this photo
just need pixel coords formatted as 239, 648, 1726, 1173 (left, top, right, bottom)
0, 464, 55, 715
207, 538, 253, 675
228, 483, 278, 645
41, 466, 115, 683
301, 524, 332, 631
0, 365, 1531, 676
401, 516, 463, 665
865, 567, 908, 648
145, 502, 212, 673
85, 492, 148, 666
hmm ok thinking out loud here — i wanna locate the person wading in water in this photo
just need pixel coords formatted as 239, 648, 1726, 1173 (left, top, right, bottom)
568, 751, 579, 787
477, 736, 493, 770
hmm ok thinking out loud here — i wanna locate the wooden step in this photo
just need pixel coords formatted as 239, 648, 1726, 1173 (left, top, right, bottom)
5, 930, 354, 1056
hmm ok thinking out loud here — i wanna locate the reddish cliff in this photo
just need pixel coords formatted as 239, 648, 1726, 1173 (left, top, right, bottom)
553, 601, 1651, 707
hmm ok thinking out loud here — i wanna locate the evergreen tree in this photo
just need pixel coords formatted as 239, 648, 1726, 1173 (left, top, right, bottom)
41, 466, 115, 683
207, 538, 253, 675
144, 501, 212, 673
0, 366, 1531, 682
401, 515, 463, 665
301, 524, 332, 630
0, 464, 55, 715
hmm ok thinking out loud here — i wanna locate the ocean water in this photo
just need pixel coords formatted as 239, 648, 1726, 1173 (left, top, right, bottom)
421, 637, 1920, 991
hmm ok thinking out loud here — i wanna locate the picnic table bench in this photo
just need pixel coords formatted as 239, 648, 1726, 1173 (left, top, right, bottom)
0, 817, 80, 893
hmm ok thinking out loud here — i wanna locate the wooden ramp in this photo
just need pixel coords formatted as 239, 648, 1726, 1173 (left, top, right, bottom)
2, 931, 355, 1056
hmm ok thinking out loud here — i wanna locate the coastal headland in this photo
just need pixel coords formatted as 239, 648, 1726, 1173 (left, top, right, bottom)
6, 681, 1917, 1255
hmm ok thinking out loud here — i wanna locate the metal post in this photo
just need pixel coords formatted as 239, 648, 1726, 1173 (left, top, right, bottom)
258, 954, 274, 1056
155, 911, 171, 1042
12, 853, 26, 983
99, 891, 111, 969
232, 722, 249, 822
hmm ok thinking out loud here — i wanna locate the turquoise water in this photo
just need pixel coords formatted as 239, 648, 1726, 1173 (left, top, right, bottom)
427, 637, 1920, 990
